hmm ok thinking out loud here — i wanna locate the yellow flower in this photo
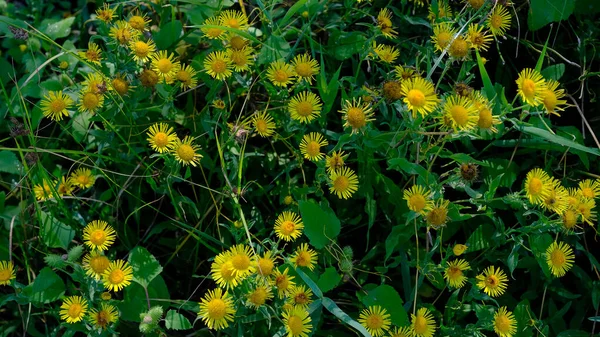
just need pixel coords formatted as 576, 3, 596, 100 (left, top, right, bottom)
476, 266, 508, 297
228, 34, 249, 50
219, 10, 249, 31
524, 168, 552, 204
493, 307, 517, 337
129, 39, 157, 63
383, 81, 403, 101
576, 197, 597, 226
431, 22, 457, 53
287, 284, 314, 309
100, 292, 112, 301
289, 91, 322, 123
256, 251, 276, 278
426, 199, 450, 228
82, 251, 111, 280
151, 51, 181, 81
274, 267, 296, 298
82, 72, 106, 95
389, 326, 412, 337
292, 54, 320, 83
487, 5, 511, 36
378, 8, 398, 38
111, 75, 131, 96
403, 185, 433, 214
299, 132, 328, 162
373, 43, 400, 63
78, 89, 104, 114
282, 307, 312, 337
252, 110, 276, 137
211, 252, 241, 289
453, 244, 468, 256
540, 79, 566, 116
358, 306, 391, 337
57, 176, 74, 196
444, 259, 470, 288
400, 77, 438, 118
228, 46, 254, 72
0, 260, 16, 286
247, 285, 273, 309
68, 167, 95, 189
228, 244, 256, 277
325, 150, 348, 173
290, 243, 318, 271
89, 303, 119, 329
139, 68, 159, 88
394, 65, 419, 83
213, 99, 226, 110
128, 12, 151, 31
467, 24, 493, 51
340, 98, 375, 134
96, 3, 116, 23
267, 60, 296, 87
201, 16, 227, 40
329, 167, 359, 199
174, 64, 199, 90
33, 180, 53, 201
40, 91, 73, 121
109, 21, 140, 46
545, 241, 574, 277
473, 93, 501, 133
466, 0, 486, 10
79, 42, 103, 65
411, 307, 436, 337
204, 51, 233, 80
578, 179, 600, 199
274, 211, 304, 242
102, 260, 133, 292
83, 220, 116, 251
448, 35, 469, 59
60, 296, 88, 323
198, 288, 236, 330
516, 68, 547, 106
172, 136, 202, 167
442, 95, 479, 132
427, 0, 452, 22
561, 208, 579, 231
541, 179, 568, 215
147, 123, 177, 154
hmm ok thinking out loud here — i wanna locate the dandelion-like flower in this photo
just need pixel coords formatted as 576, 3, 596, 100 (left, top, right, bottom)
89, 303, 119, 329
247, 285, 273, 309
373, 43, 400, 63
289, 91, 322, 123
516, 68, 547, 106
493, 307, 517, 337
174, 64, 199, 90
287, 284, 314, 309
109, 21, 140, 46
102, 260, 133, 292
340, 98, 375, 134
82, 251, 110, 280
111, 75, 131, 96
426, 199, 450, 228
274, 211, 304, 242
358, 306, 391, 337
299, 132, 328, 162
204, 51, 233, 80
403, 185, 433, 214
172, 136, 202, 166
151, 51, 181, 81
448, 35, 469, 59
228, 46, 254, 72
198, 288, 236, 330
0, 260, 16, 286
290, 243, 318, 271
411, 307, 436, 337
252, 110, 276, 137
329, 167, 359, 199
256, 251, 276, 278
201, 16, 226, 39
487, 5, 512, 36
444, 259, 470, 288
128, 12, 151, 31
541, 179, 569, 215
524, 168, 552, 205
325, 150, 348, 173
219, 10, 249, 31
129, 39, 156, 63
79, 42, 103, 65
431, 22, 457, 53
60, 296, 88, 323
400, 77, 438, 118
545, 241, 574, 277
267, 60, 296, 87
211, 252, 241, 289
40, 91, 73, 121
83, 220, 116, 251
227, 244, 256, 278
69, 168, 95, 189
282, 307, 312, 337
96, 3, 116, 23
378, 8, 398, 38
467, 24, 493, 51
78, 89, 104, 114
292, 54, 319, 83
442, 95, 479, 131
274, 267, 296, 298
476, 266, 508, 297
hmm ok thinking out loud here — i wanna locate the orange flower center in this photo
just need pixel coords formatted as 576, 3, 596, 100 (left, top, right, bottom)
295, 63, 312, 77
90, 230, 107, 246
478, 108, 493, 129
280, 221, 296, 235
521, 79, 536, 98
273, 69, 289, 83
50, 99, 66, 113
109, 269, 124, 284
207, 299, 226, 319
450, 105, 469, 126
68, 303, 83, 318
306, 141, 321, 157
296, 101, 313, 117
287, 315, 304, 335
211, 60, 227, 74
333, 175, 349, 192
177, 144, 195, 162
346, 107, 366, 128
157, 58, 173, 74
407, 89, 426, 107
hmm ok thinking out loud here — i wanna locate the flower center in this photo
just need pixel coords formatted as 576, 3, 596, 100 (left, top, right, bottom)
414, 316, 427, 334
407, 89, 426, 107
230, 36, 245, 50
295, 63, 312, 77
86, 50, 100, 61
522, 79, 536, 98
157, 58, 172, 74
478, 108, 493, 128
90, 230, 106, 245
117, 29, 131, 44
296, 252, 310, 267
152, 132, 168, 148
90, 256, 110, 273
96, 310, 110, 328
276, 275, 289, 289
77, 175, 90, 185
109, 269, 124, 284
134, 41, 149, 57
256, 120, 268, 133
296, 101, 313, 116
211, 60, 227, 74
409, 194, 426, 212
68, 303, 83, 318
207, 28, 224, 38
495, 315, 510, 333
112, 78, 129, 95
129, 16, 145, 30
306, 141, 321, 157
227, 19, 240, 29
346, 107, 366, 128
447, 266, 462, 279
450, 38, 468, 57
563, 210, 577, 229
50, 99, 66, 113
287, 315, 304, 335
231, 254, 250, 271
231, 52, 247, 66
334, 176, 349, 192
451, 106, 469, 126
273, 70, 289, 83
177, 70, 191, 83
550, 250, 566, 267
207, 299, 226, 319
177, 144, 195, 161
0, 269, 11, 282
428, 208, 447, 226
437, 32, 452, 49
366, 314, 383, 329
485, 275, 499, 288
529, 178, 543, 194
281, 221, 296, 235
294, 292, 308, 305
491, 15, 503, 29
582, 187, 594, 198
257, 258, 274, 276
220, 261, 235, 280
250, 288, 267, 305
82, 92, 99, 110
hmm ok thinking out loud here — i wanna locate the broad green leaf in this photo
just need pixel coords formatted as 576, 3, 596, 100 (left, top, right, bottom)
21, 267, 65, 304
466, 223, 494, 252
0, 151, 23, 175
475, 50, 495, 103
385, 215, 416, 261
154, 20, 183, 50
322, 297, 370, 337
40, 211, 75, 250
387, 158, 432, 182
327, 31, 366, 61
519, 125, 600, 157
165, 310, 192, 330
298, 200, 341, 249
362, 285, 409, 327
278, 0, 308, 28
528, 0, 575, 31
257, 35, 291, 65
128, 246, 163, 288
40, 17, 76, 39
514, 300, 533, 337
541, 64, 565, 80
118, 275, 170, 322
529, 233, 553, 279
72, 112, 91, 143
317, 267, 341, 293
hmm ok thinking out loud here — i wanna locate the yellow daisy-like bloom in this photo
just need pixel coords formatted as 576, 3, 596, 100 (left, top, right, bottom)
252, 110, 276, 137
78, 89, 104, 114
79, 42, 103, 65
448, 35, 469, 59
219, 10, 249, 31
378, 8, 398, 38
228, 46, 254, 72
129, 39, 156, 63
291, 243, 318, 271
453, 244, 468, 256
228, 34, 249, 50
102, 260, 133, 292
474, 94, 501, 133
325, 150, 348, 173
400, 77, 438, 118
256, 251, 276, 278
427, 0, 452, 22
274, 267, 296, 298
274, 211, 304, 242
431, 22, 457, 53
442, 95, 479, 131
128, 12, 151, 31
57, 176, 74, 196
578, 179, 600, 199
83, 220, 116, 251
516, 68, 547, 106
340, 98, 375, 134
109, 21, 140, 46
476, 266, 508, 297
467, 0, 486, 10
299, 132, 328, 162
389, 326, 412, 337
228, 244, 256, 278
147, 123, 177, 154
211, 252, 241, 289
96, 3, 116, 23
329, 167, 359, 200
373, 43, 400, 63
289, 91, 322, 123
198, 288, 236, 330
487, 5, 511, 36
358, 306, 391, 337
467, 24, 493, 51
247, 285, 273, 309
541, 179, 569, 215
69, 168, 95, 189
540, 80, 567, 116
201, 16, 227, 40
267, 60, 296, 87
426, 199, 450, 228
204, 51, 233, 80
292, 54, 320, 83
411, 307, 436, 337
40, 91, 73, 121
82, 72, 106, 95
282, 307, 313, 337
561, 208, 579, 231
173, 64, 199, 90
151, 51, 181, 81
493, 307, 517, 337
111, 75, 131, 96
545, 241, 574, 277
444, 259, 470, 288
33, 180, 54, 201
89, 303, 119, 329
394, 65, 419, 83
403, 185, 433, 214
0, 260, 16, 285
60, 296, 88, 323
172, 136, 203, 167
139, 69, 159, 88
287, 284, 314, 309
82, 251, 110, 280
576, 197, 597, 226
524, 168, 552, 205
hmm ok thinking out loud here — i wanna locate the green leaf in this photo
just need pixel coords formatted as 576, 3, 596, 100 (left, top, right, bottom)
128, 246, 163, 288
296, 268, 323, 298
475, 50, 495, 103
257, 35, 291, 65
327, 31, 366, 61
387, 158, 432, 182
321, 297, 370, 337
41, 17, 76, 39
40, 211, 75, 250
519, 124, 600, 157
72, 112, 91, 143
317, 64, 341, 115
541, 64, 565, 80
529, 233, 553, 279
514, 300, 533, 337
556, 331, 589, 337
528, 0, 576, 31
361, 285, 409, 327
165, 310, 192, 330
154, 20, 183, 50
279, 0, 308, 28
385, 216, 415, 261
298, 200, 341, 249
317, 267, 341, 293
466, 223, 494, 252
0, 151, 23, 175
21, 267, 65, 304
118, 275, 170, 322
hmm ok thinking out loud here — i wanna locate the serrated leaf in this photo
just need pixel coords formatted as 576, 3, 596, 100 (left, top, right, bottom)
165, 310, 192, 330
128, 246, 163, 288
